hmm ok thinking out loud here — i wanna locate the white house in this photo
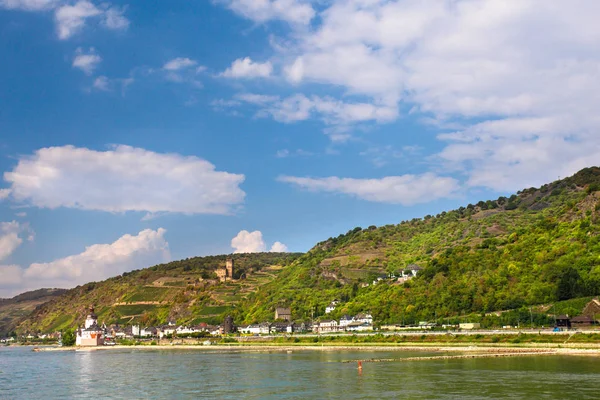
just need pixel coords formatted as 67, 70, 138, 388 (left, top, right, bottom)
325, 301, 338, 314
346, 322, 373, 332
259, 322, 271, 335
354, 313, 373, 325
339, 315, 354, 327
403, 264, 422, 278
318, 320, 338, 333
240, 324, 261, 334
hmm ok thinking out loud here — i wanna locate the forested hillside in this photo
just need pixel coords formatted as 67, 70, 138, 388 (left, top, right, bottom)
0, 289, 67, 336
14, 167, 600, 333
234, 167, 600, 325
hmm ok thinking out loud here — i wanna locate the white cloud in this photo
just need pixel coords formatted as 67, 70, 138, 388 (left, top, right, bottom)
2, 145, 245, 215
24, 228, 170, 285
0, 189, 10, 199
15, 212, 27, 218
54, 1, 103, 39
231, 230, 266, 253
218, 0, 600, 190
232, 93, 397, 135
0, 229, 170, 297
163, 57, 198, 71
231, 230, 287, 253
221, 57, 273, 78
0, 222, 23, 262
93, 76, 110, 91
220, 0, 315, 25
72, 47, 102, 75
0, 265, 24, 289
1, 0, 130, 40
270, 241, 288, 252
276, 149, 290, 158
234, 93, 280, 105
0, 0, 57, 10
278, 173, 459, 205
0, 221, 34, 263
102, 5, 128, 30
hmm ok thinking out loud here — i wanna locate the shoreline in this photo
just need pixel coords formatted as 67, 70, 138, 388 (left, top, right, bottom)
32, 343, 600, 357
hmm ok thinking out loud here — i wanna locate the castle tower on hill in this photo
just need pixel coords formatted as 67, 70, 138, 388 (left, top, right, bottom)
226, 258, 234, 278
217, 258, 235, 282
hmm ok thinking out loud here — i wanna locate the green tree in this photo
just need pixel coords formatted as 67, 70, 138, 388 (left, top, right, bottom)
62, 329, 76, 346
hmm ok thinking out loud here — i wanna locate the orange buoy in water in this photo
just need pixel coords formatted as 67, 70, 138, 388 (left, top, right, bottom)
358, 361, 363, 371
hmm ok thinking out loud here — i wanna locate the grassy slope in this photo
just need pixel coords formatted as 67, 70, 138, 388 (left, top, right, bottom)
0, 289, 67, 335
234, 167, 600, 325
16, 253, 301, 333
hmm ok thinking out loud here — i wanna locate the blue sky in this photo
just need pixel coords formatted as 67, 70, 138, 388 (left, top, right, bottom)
1, 0, 599, 297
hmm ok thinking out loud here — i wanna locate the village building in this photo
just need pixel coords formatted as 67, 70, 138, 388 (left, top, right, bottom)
354, 313, 373, 325
346, 321, 373, 332
275, 307, 292, 321
325, 301, 338, 314
397, 264, 423, 283
216, 258, 235, 282
240, 324, 262, 334
317, 320, 338, 333
571, 315, 596, 327
459, 323, 481, 330
582, 298, 600, 320
259, 322, 272, 335
555, 315, 571, 329
76, 306, 104, 346
222, 315, 235, 334
339, 315, 353, 327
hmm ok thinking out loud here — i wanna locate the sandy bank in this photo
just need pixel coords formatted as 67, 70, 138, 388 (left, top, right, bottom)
33, 343, 600, 357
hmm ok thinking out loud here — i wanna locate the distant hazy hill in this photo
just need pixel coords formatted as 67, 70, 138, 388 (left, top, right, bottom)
0, 288, 67, 336
16, 167, 600, 333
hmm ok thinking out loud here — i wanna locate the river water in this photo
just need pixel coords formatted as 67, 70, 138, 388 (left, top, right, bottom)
0, 346, 598, 399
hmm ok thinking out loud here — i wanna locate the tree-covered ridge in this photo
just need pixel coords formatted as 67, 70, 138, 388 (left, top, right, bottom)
234, 167, 600, 325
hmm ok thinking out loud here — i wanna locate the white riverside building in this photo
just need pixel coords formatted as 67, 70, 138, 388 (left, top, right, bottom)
76, 306, 104, 346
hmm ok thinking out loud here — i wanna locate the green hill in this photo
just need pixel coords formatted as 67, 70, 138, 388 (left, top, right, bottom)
14, 167, 600, 333
233, 167, 600, 325
15, 253, 301, 333
0, 288, 67, 336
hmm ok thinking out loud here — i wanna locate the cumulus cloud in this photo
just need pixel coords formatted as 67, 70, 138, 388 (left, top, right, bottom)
0, 222, 24, 262
163, 57, 198, 71
270, 241, 288, 252
219, 0, 600, 191
0, 0, 129, 40
231, 230, 288, 253
220, 0, 315, 25
0, 229, 170, 297
0, 0, 57, 10
226, 93, 397, 138
1, 145, 245, 215
278, 173, 459, 205
102, 5, 128, 30
93, 75, 110, 90
54, 1, 102, 39
221, 57, 273, 78
72, 47, 102, 75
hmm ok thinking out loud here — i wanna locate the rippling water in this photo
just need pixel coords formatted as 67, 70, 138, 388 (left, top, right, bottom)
1, 346, 598, 399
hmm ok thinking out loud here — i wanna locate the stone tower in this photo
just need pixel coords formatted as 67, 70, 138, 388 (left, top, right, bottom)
226, 258, 234, 279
